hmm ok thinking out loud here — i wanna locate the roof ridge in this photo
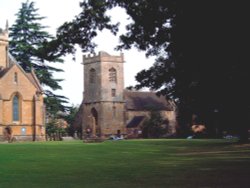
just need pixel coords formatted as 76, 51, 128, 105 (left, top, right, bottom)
1, 53, 43, 92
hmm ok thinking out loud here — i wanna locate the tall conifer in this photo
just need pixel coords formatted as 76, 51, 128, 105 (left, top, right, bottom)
9, 0, 68, 115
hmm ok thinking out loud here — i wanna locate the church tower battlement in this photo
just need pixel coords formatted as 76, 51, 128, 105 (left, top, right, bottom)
82, 51, 126, 138
83, 51, 125, 103
0, 21, 9, 69
83, 51, 124, 65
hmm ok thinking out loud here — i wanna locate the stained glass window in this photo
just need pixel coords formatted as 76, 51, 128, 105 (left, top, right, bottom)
13, 95, 19, 121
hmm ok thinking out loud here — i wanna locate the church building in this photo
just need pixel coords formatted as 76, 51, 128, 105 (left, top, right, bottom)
79, 51, 177, 139
0, 23, 45, 141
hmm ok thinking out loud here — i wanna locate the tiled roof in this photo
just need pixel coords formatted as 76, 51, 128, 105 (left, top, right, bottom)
0, 65, 12, 78
124, 90, 174, 111
126, 116, 145, 128
0, 55, 15, 77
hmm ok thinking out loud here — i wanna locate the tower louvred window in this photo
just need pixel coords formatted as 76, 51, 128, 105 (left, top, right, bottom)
89, 68, 96, 83
109, 68, 117, 82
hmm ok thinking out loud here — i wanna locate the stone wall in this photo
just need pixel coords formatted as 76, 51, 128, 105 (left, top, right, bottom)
0, 61, 45, 141
82, 51, 126, 138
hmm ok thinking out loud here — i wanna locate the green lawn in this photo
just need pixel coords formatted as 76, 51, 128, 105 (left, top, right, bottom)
0, 139, 249, 188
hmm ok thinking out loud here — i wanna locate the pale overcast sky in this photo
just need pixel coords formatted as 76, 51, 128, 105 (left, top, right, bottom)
0, 0, 154, 105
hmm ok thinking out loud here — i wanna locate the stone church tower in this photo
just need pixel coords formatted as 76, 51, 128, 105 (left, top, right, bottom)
0, 21, 9, 69
82, 51, 126, 138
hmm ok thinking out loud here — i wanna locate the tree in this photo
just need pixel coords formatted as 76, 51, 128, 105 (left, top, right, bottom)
45, 0, 119, 57
63, 105, 80, 137
142, 111, 167, 138
53, 1, 250, 142
46, 105, 79, 140
134, 1, 250, 142
9, 0, 69, 115
46, 118, 67, 141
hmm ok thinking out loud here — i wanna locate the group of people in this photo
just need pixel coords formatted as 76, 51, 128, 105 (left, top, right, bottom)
85, 127, 124, 140
109, 134, 124, 140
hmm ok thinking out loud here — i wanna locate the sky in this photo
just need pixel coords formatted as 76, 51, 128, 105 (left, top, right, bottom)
0, 0, 154, 106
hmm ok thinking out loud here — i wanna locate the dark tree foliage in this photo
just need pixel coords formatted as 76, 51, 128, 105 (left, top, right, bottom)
54, 0, 250, 142
45, 0, 119, 56
46, 105, 79, 139
9, 1, 63, 88
9, 1, 69, 115
63, 105, 80, 137
142, 111, 166, 138
43, 91, 69, 115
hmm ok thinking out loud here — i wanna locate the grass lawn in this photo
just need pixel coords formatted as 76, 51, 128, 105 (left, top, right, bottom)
0, 139, 250, 188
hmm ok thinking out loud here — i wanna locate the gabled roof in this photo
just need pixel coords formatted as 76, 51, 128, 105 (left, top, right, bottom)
127, 116, 145, 128
124, 90, 174, 111
26, 71, 43, 92
0, 53, 43, 92
0, 65, 12, 78
0, 55, 15, 77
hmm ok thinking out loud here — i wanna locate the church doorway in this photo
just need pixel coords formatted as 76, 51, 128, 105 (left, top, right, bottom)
90, 108, 100, 137
117, 130, 121, 137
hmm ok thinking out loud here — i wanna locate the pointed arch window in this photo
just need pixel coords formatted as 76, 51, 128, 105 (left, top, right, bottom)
89, 68, 96, 83
13, 94, 19, 121
109, 68, 117, 82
